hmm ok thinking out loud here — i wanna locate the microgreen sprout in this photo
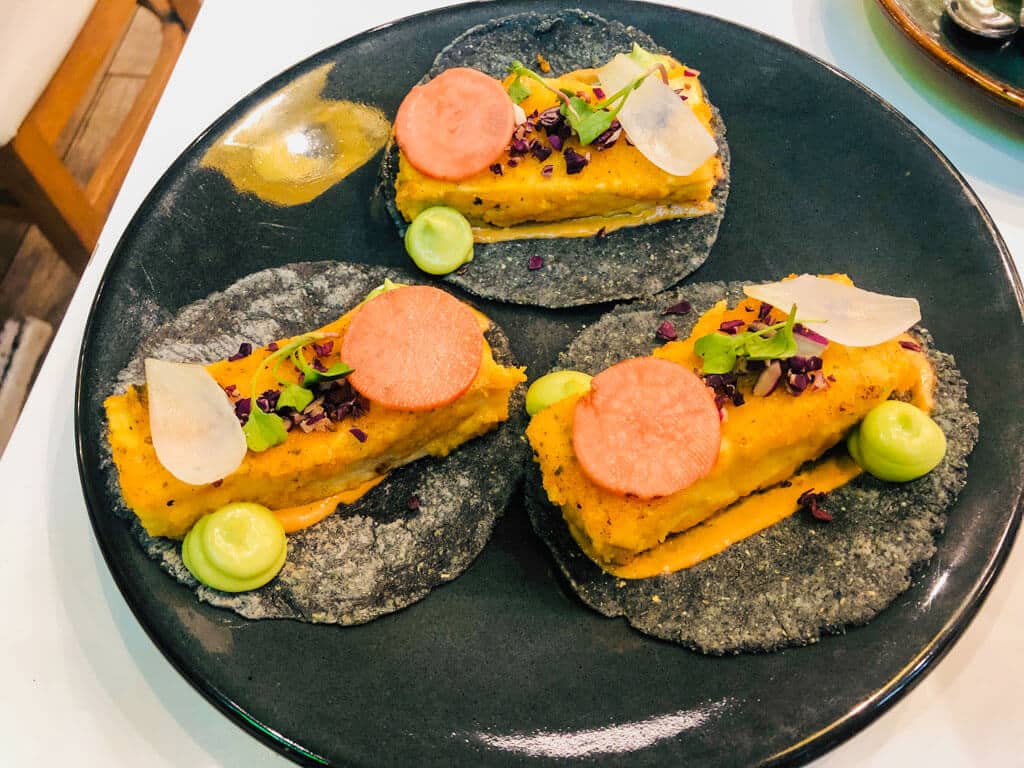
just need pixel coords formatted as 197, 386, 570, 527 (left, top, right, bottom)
277, 383, 314, 412
694, 305, 800, 375
240, 332, 352, 452
506, 60, 667, 146
507, 74, 531, 103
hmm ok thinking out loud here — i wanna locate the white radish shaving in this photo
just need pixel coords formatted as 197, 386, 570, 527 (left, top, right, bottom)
145, 358, 247, 485
743, 275, 921, 347
597, 54, 717, 176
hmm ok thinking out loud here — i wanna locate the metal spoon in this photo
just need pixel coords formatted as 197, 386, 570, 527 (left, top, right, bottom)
945, 0, 1020, 39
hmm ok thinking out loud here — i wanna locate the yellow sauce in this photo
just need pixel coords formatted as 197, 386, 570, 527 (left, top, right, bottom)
273, 475, 386, 533
470, 201, 716, 243
609, 455, 862, 579
202, 63, 390, 206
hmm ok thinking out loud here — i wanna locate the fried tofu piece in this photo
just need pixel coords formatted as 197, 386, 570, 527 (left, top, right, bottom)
105, 307, 525, 539
527, 295, 933, 567
394, 64, 723, 240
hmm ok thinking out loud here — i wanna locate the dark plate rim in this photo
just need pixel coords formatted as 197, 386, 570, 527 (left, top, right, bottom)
875, 0, 1024, 111
74, 2, 1024, 766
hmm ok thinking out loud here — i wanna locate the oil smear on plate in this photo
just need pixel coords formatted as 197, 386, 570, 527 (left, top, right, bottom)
201, 63, 390, 206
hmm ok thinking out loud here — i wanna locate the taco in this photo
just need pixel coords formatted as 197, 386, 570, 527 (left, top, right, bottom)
102, 261, 528, 624
524, 278, 978, 653
380, 9, 730, 308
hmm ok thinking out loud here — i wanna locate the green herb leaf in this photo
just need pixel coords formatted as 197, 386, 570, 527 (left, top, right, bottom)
694, 306, 801, 374
694, 333, 741, 374
743, 305, 798, 360
322, 362, 353, 378
628, 43, 673, 72
291, 348, 321, 386
291, 348, 353, 387
560, 95, 617, 145
277, 383, 314, 412
243, 406, 288, 452
508, 58, 662, 147
507, 75, 530, 104
628, 43, 659, 69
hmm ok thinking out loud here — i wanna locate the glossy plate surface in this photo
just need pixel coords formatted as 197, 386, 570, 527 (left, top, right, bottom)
76, 2, 1024, 766
877, 0, 1024, 110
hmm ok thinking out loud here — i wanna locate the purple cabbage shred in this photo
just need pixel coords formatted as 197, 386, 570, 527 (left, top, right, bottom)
799, 490, 833, 522
663, 300, 692, 315
593, 120, 622, 150
793, 323, 830, 346
535, 107, 562, 129
321, 379, 368, 422
655, 320, 677, 342
228, 342, 252, 362
787, 372, 810, 395
788, 356, 823, 374
256, 389, 280, 413
529, 140, 552, 162
704, 373, 745, 408
563, 147, 589, 174
233, 398, 252, 425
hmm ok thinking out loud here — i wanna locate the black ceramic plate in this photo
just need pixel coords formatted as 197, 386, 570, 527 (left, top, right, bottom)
76, 2, 1024, 766
877, 0, 1024, 110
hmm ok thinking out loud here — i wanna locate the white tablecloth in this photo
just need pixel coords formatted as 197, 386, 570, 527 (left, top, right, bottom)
2, 2, 1021, 765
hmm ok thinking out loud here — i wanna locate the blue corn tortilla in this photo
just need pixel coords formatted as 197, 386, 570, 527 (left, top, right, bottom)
103, 261, 527, 624
379, 9, 730, 308
524, 281, 979, 654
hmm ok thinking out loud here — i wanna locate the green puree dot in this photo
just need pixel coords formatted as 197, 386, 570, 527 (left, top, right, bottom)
847, 401, 946, 482
405, 206, 474, 275
526, 371, 593, 415
182, 503, 287, 593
